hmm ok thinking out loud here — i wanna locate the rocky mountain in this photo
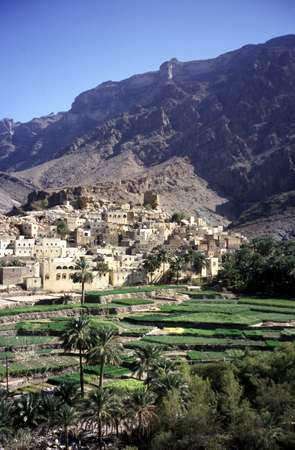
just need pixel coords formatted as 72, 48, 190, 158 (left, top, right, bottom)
1, 35, 295, 235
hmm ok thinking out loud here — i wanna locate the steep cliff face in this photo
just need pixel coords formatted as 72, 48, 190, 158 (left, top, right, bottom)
1, 35, 295, 232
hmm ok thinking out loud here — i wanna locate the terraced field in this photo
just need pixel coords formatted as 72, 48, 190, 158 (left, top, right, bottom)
1, 286, 295, 393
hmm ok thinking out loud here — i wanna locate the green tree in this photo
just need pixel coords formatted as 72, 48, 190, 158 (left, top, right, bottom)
88, 327, 122, 389
96, 261, 109, 273
39, 394, 62, 429
219, 237, 295, 296
171, 212, 185, 224
152, 370, 188, 400
13, 393, 41, 429
142, 254, 161, 284
169, 255, 185, 284
155, 246, 170, 281
58, 404, 77, 450
191, 251, 208, 277
0, 391, 13, 439
56, 382, 80, 406
71, 257, 94, 305
56, 219, 69, 239
132, 345, 162, 384
128, 387, 157, 442
83, 388, 117, 450
61, 316, 93, 397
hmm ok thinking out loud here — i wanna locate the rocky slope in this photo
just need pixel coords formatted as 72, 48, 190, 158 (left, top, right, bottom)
1, 35, 295, 234
0, 172, 35, 212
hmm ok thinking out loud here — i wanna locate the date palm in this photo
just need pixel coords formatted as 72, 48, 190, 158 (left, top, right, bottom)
58, 404, 77, 450
132, 345, 162, 384
185, 250, 208, 277
71, 256, 93, 305
170, 255, 185, 284
142, 254, 160, 284
40, 394, 62, 429
155, 247, 170, 280
83, 388, 117, 450
56, 382, 80, 406
61, 316, 93, 397
0, 392, 13, 439
88, 327, 122, 389
128, 387, 157, 441
153, 370, 188, 400
192, 251, 208, 276
13, 393, 42, 429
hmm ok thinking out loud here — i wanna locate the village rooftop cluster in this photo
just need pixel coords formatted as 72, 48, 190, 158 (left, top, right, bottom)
0, 191, 245, 296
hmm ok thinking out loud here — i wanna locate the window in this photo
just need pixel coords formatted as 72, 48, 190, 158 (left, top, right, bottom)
62, 273, 67, 279
56, 274, 61, 280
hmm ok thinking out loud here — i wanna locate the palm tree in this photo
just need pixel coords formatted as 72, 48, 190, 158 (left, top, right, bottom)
132, 345, 162, 384
71, 256, 93, 305
192, 251, 208, 279
149, 357, 177, 380
61, 316, 93, 397
185, 250, 208, 278
170, 255, 185, 284
0, 391, 13, 439
107, 390, 125, 438
7, 429, 35, 450
88, 327, 122, 389
152, 370, 188, 400
155, 247, 170, 281
13, 393, 42, 429
142, 254, 160, 284
83, 388, 117, 450
56, 382, 80, 406
128, 387, 157, 441
40, 393, 62, 429
58, 404, 77, 450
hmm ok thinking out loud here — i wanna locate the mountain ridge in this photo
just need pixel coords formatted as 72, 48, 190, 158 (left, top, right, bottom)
1, 34, 295, 236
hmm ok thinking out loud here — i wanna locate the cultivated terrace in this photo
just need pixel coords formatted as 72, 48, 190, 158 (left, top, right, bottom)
0, 192, 295, 449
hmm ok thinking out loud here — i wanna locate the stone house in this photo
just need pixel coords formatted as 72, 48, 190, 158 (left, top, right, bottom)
0, 239, 13, 257
34, 238, 67, 258
14, 236, 35, 257
40, 257, 109, 292
22, 222, 39, 238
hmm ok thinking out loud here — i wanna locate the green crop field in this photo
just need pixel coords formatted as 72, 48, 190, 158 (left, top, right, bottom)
187, 349, 247, 361
112, 298, 154, 306
85, 285, 182, 300
125, 312, 260, 327
160, 303, 248, 314
2, 286, 295, 392
0, 355, 78, 379
0, 335, 57, 349
185, 292, 225, 299
16, 317, 118, 336
140, 335, 268, 348
238, 298, 295, 309
48, 372, 97, 386
48, 365, 130, 387
105, 379, 144, 392
84, 365, 130, 377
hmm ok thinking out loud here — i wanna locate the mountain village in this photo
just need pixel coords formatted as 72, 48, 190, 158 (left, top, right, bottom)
0, 190, 245, 303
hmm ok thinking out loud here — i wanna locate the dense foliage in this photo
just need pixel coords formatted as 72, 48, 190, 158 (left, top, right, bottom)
2, 344, 295, 449
219, 237, 295, 296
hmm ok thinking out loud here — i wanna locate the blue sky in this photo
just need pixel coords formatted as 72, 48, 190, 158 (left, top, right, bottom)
1, 0, 294, 122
